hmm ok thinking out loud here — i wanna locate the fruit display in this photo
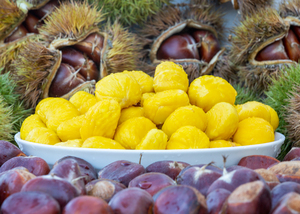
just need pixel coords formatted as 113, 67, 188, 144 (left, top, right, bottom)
1, 139, 300, 213
18, 61, 279, 151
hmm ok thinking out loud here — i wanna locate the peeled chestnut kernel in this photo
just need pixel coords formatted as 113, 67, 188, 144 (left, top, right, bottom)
23, 13, 40, 34
157, 33, 200, 60
73, 33, 104, 65
255, 40, 289, 61
4, 25, 29, 43
49, 63, 86, 97
283, 29, 300, 62
192, 30, 221, 63
61, 47, 99, 81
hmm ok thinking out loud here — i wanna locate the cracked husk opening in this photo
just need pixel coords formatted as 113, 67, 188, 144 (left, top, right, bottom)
248, 17, 300, 66
48, 28, 109, 79
149, 20, 223, 81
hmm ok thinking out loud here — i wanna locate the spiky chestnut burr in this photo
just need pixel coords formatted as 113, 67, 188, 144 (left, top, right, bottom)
0, 72, 33, 143
0, 97, 14, 143
139, 1, 225, 82
213, 47, 238, 83
279, 0, 300, 18
234, 83, 262, 105
225, 6, 300, 94
0, 0, 27, 42
0, 0, 63, 74
286, 88, 300, 148
89, 0, 171, 26
10, 0, 103, 108
1, 0, 61, 43
103, 21, 142, 76
11, 0, 142, 108
40, 0, 142, 77
11, 41, 59, 109
264, 64, 300, 159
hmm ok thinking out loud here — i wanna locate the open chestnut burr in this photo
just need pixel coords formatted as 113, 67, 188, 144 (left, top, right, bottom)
10, 0, 142, 108
1, 0, 61, 44
0, 0, 64, 73
10, 29, 104, 108
139, 0, 225, 82
225, 0, 300, 93
46, 31, 104, 98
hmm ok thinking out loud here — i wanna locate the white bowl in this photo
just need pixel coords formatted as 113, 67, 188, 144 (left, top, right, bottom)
15, 132, 285, 170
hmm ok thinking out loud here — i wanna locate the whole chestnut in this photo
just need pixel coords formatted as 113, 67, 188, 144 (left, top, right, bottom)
49, 63, 86, 97
192, 30, 221, 63
1, 191, 60, 214
153, 185, 207, 214
128, 172, 176, 196
145, 160, 190, 180
157, 33, 200, 60
0, 167, 36, 205
226, 180, 272, 214
0, 156, 49, 176
63, 196, 113, 214
86, 178, 126, 202
98, 160, 145, 187
109, 187, 153, 214
21, 174, 79, 209
255, 40, 289, 61
0, 140, 26, 166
